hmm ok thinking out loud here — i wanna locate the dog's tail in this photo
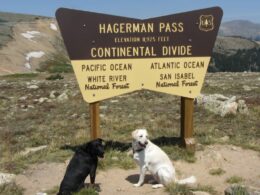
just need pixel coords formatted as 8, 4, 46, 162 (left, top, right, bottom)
176, 175, 196, 185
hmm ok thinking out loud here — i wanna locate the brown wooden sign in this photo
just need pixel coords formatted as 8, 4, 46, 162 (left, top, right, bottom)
56, 7, 222, 103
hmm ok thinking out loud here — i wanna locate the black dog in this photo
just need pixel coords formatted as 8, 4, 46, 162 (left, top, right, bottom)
57, 138, 105, 195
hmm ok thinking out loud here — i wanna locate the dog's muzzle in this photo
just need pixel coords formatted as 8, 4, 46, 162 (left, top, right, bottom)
138, 141, 148, 148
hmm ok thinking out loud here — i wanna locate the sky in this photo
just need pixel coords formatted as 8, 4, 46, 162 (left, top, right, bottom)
0, 0, 260, 23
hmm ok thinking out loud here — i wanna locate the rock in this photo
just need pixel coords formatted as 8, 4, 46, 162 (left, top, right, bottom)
20, 145, 47, 156
220, 136, 230, 142
19, 96, 27, 101
231, 146, 240, 151
27, 85, 39, 89
215, 94, 230, 101
33, 99, 39, 104
110, 99, 119, 103
112, 156, 119, 161
100, 106, 108, 110
237, 100, 249, 115
36, 193, 47, 195
220, 101, 238, 117
225, 184, 260, 195
49, 90, 60, 99
243, 85, 252, 91
226, 96, 236, 103
249, 186, 260, 195
81, 113, 86, 118
28, 105, 35, 109
174, 114, 181, 120
38, 97, 48, 103
195, 94, 248, 117
70, 113, 78, 119
0, 173, 16, 185
57, 92, 68, 101
116, 188, 125, 192
20, 104, 27, 109
191, 191, 211, 195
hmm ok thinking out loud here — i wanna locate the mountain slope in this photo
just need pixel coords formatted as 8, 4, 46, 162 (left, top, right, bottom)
0, 12, 260, 75
0, 12, 68, 75
0, 12, 46, 48
219, 20, 260, 40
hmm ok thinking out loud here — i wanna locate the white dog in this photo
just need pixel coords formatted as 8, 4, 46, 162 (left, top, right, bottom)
132, 129, 196, 188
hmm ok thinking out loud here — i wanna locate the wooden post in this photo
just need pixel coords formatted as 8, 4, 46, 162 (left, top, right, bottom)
181, 97, 195, 151
89, 102, 101, 139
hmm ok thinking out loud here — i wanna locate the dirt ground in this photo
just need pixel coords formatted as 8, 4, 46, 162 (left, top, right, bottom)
15, 144, 260, 195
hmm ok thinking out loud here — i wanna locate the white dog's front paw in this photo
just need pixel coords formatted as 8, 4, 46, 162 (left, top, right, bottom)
152, 184, 164, 189
133, 183, 141, 187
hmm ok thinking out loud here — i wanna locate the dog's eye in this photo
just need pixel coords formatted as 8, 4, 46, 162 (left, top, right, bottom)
139, 135, 143, 138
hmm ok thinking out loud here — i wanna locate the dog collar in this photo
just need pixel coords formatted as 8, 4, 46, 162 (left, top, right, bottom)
133, 148, 144, 153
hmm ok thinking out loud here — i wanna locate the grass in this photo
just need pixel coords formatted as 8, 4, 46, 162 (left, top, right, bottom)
166, 183, 217, 195
194, 105, 260, 151
162, 145, 196, 163
2, 73, 39, 79
98, 149, 136, 170
0, 182, 24, 195
0, 147, 73, 174
225, 185, 250, 195
0, 72, 259, 195
45, 186, 99, 195
226, 176, 244, 184
73, 188, 99, 195
46, 73, 64, 80
0, 72, 259, 175
209, 168, 226, 176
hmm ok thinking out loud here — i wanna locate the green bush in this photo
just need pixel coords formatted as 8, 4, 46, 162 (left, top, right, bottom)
73, 187, 99, 195
46, 73, 64, 80
226, 176, 244, 184
38, 53, 72, 73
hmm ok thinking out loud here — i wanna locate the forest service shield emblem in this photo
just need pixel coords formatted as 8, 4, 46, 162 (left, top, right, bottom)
199, 15, 214, 32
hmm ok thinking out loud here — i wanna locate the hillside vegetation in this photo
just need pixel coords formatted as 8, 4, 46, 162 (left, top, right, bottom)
0, 12, 260, 75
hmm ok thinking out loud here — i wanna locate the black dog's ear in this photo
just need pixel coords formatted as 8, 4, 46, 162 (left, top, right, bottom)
82, 139, 105, 150
96, 138, 103, 142
96, 138, 104, 143
96, 138, 106, 147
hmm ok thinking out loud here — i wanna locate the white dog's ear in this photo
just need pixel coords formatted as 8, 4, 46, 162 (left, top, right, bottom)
132, 130, 138, 138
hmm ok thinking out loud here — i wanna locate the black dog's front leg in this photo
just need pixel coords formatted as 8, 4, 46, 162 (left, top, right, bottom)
90, 164, 97, 185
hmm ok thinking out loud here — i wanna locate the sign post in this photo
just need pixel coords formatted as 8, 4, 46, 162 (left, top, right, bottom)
56, 7, 222, 146
89, 102, 101, 139
181, 97, 195, 150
